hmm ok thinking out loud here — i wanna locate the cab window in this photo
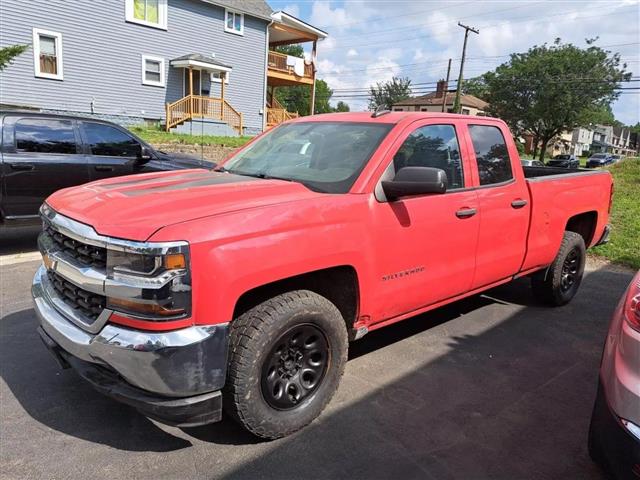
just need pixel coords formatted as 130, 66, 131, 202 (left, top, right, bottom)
469, 125, 513, 186
15, 118, 77, 154
393, 124, 464, 189
82, 122, 141, 157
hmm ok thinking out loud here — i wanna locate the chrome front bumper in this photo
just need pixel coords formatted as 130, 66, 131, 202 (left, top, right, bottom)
33, 265, 229, 398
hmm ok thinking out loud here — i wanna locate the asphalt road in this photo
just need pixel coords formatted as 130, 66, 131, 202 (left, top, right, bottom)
0, 252, 633, 480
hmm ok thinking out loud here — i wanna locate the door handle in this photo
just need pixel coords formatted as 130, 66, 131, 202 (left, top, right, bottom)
456, 208, 477, 219
511, 199, 528, 209
94, 165, 114, 172
9, 163, 35, 171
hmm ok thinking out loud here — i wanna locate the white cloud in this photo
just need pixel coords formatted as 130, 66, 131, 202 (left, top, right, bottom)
296, 0, 640, 119
281, 4, 300, 18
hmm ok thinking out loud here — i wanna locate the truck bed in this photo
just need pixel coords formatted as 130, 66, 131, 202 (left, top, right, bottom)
521, 167, 612, 272
523, 165, 593, 178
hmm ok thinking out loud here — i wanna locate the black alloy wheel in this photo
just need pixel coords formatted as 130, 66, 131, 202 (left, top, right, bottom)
560, 247, 580, 293
261, 324, 329, 410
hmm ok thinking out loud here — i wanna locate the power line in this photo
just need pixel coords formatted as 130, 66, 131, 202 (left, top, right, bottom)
331, 5, 638, 50
316, 43, 640, 78
329, 1, 543, 40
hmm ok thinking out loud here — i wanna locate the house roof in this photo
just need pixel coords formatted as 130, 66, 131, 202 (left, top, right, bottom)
170, 54, 232, 71
393, 91, 489, 110
200, 0, 272, 21
270, 11, 328, 39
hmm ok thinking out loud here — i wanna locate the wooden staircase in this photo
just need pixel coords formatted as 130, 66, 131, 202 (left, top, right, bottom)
266, 97, 299, 128
166, 95, 243, 135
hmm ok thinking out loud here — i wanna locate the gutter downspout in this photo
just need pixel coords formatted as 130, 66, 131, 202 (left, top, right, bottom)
263, 17, 275, 133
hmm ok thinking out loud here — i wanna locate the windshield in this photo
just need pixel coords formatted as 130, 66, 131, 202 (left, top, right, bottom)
592, 154, 607, 158
554, 155, 570, 160
222, 122, 393, 193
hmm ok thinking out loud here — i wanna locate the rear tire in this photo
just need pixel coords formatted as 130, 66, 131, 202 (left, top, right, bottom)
531, 231, 586, 306
223, 290, 348, 439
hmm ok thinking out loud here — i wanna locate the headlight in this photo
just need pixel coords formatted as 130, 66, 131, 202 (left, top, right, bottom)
105, 245, 191, 320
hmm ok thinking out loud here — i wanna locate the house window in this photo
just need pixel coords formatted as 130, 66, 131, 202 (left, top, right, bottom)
461, 108, 470, 115
126, 0, 167, 30
32, 28, 63, 80
225, 9, 244, 35
211, 71, 230, 84
141, 55, 165, 87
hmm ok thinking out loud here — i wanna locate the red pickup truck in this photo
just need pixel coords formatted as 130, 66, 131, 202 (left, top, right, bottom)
33, 112, 613, 439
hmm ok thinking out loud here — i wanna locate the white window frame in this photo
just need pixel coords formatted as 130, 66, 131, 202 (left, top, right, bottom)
210, 71, 230, 84
125, 0, 168, 30
224, 9, 244, 36
141, 55, 165, 87
32, 28, 63, 80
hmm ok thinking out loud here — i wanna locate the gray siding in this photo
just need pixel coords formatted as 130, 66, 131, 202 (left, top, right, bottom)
0, 0, 268, 132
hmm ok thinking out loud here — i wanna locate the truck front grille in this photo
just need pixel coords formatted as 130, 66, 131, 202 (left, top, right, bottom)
47, 270, 106, 320
43, 224, 107, 269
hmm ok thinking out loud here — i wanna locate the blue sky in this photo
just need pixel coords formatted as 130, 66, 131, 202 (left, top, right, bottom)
268, 0, 640, 124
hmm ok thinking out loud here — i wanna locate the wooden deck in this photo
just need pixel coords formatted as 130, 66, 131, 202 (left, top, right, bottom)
267, 51, 314, 86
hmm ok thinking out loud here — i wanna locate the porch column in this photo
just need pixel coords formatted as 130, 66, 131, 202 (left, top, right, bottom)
220, 71, 226, 120
188, 66, 194, 118
309, 40, 317, 116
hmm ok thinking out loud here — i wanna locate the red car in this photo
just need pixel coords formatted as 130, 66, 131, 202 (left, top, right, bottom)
33, 112, 613, 439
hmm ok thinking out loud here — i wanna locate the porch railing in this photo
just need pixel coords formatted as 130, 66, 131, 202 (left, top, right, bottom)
267, 51, 313, 79
165, 95, 243, 135
266, 97, 299, 127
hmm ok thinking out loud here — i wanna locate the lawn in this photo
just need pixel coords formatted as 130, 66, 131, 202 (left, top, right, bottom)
591, 158, 640, 269
129, 125, 253, 148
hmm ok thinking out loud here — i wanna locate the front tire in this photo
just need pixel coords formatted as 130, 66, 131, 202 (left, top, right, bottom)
531, 231, 586, 306
223, 290, 348, 439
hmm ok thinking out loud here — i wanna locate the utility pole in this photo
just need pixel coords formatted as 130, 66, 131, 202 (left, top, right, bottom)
441, 58, 452, 113
453, 22, 479, 114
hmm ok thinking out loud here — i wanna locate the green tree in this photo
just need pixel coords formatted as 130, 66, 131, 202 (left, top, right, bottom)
334, 101, 350, 112
481, 39, 630, 161
368, 76, 412, 111
460, 75, 489, 100
275, 44, 304, 58
275, 79, 334, 115
0, 44, 28, 71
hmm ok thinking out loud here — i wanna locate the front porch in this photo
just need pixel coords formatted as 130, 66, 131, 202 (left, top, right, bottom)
165, 54, 242, 135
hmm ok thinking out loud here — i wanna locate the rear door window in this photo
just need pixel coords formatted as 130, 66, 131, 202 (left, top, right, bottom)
469, 125, 513, 186
15, 118, 77, 154
393, 124, 464, 189
82, 122, 141, 157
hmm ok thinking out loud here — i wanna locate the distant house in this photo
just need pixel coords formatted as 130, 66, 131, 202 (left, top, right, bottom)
0, 0, 326, 136
391, 80, 488, 116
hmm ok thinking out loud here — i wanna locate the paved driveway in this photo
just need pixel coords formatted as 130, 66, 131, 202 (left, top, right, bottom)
0, 253, 632, 479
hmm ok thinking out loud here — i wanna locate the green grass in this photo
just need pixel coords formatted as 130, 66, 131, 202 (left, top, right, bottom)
591, 158, 640, 269
129, 125, 252, 148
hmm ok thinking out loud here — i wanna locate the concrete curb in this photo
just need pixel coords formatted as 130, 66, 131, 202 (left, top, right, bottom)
0, 251, 42, 266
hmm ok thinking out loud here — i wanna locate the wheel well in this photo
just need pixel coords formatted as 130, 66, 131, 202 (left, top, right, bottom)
566, 211, 597, 246
233, 266, 359, 330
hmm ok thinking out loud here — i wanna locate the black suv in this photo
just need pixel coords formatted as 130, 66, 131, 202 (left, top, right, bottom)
0, 112, 212, 226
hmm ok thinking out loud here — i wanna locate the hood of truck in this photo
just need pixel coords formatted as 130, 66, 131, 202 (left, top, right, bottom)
45, 169, 322, 241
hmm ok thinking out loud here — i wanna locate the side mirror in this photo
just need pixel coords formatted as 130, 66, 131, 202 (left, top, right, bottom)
382, 167, 448, 201
137, 145, 153, 163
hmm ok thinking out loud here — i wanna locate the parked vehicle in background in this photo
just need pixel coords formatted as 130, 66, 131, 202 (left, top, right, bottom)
587, 153, 613, 168
0, 112, 212, 227
610, 154, 622, 163
32, 112, 613, 439
547, 154, 580, 169
521, 159, 545, 167
589, 270, 640, 479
